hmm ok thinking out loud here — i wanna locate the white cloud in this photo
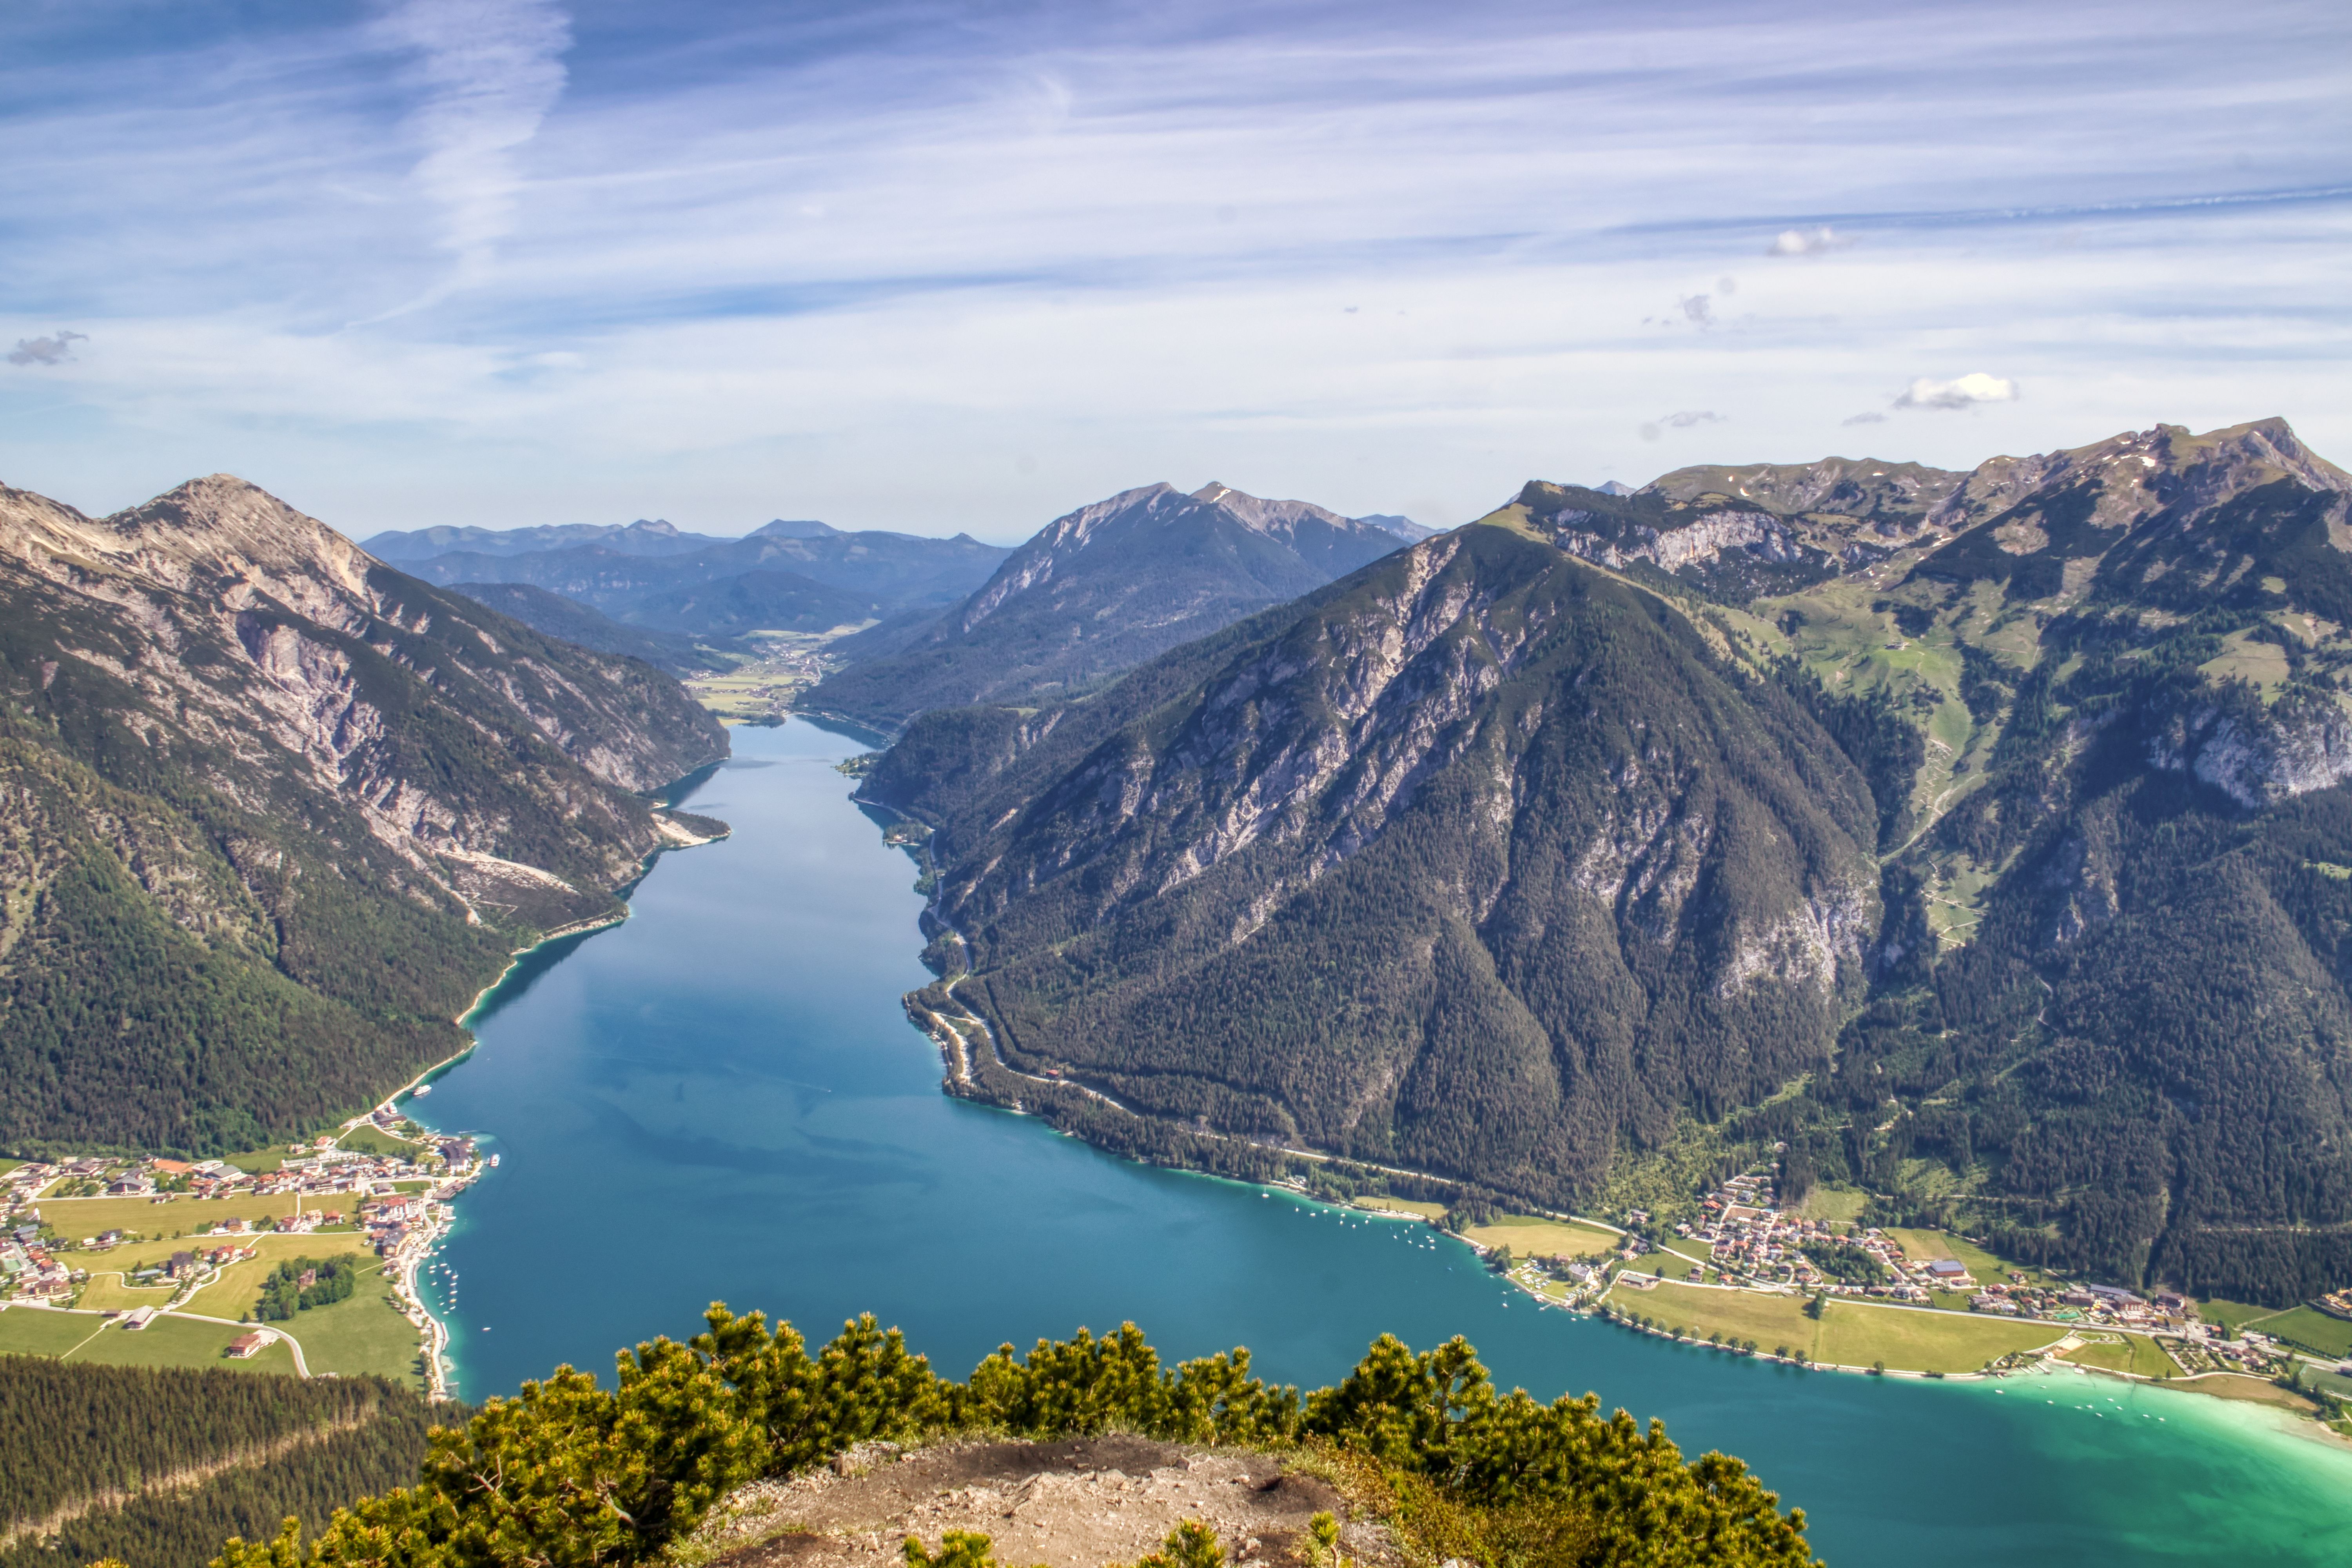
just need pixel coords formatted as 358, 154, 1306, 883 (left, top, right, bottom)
1767, 226, 1854, 256
1895, 372, 2020, 410
7, 331, 86, 367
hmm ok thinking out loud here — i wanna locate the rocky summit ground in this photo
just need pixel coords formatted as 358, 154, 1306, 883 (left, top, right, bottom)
695, 1437, 1401, 1568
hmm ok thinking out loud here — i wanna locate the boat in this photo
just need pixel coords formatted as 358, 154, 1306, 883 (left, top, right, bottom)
412, 1084, 432, 1097
486, 1153, 501, 1167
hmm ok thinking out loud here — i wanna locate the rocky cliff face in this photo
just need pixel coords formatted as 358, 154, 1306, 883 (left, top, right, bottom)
0, 474, 729, 1153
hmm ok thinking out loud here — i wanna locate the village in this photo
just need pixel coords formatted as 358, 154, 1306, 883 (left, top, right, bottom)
0, 1100, 486, 1391
1452, 1162, 2352, 1416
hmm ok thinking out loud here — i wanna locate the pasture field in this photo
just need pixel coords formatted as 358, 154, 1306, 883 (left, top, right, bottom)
0, 1308, 301, 1376
2254, 1306, 2352, 1358
1462, 1214, 1622, 1258
1621, 1280, 1819, 1356
282, 1259, 423, 1387
37, 1192, 319, 1240
1818, 1302, 2058, 1372
2061, 1334, 2181, 1378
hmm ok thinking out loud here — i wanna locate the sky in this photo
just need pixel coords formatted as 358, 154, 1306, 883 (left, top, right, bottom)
2, 0, 2347, 542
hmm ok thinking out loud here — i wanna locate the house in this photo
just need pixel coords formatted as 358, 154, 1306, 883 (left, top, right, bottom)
227, 1330, 272, 1358
1926, 1258, 1969, 1281
168, 1250, 197, 1279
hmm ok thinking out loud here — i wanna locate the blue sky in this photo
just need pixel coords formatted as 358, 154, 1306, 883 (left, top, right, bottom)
2, 0, 2347, 539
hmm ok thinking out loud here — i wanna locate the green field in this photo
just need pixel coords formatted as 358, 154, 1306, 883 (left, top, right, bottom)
1350, 1196, 1448, 1220
2061, 1334, 2182, 1378
0, 1306, 108, 1356
1630, 1251, 1701, 1281
1463, 1214, 1622, 1259
1621, 1280, 1818, 1354
1817, 1302, 2058, 1372
338, 1124, 426, 1158
279, 1259, 425, 1387
1797, 1187, 1866, 1224
0, 1308, 301, 1376
2196, 1297, 2282, 1332
183, 1244, 381, 1323
38, 1191, 319, 1240
76, 1272, 183, 1313
2249, 1306, 2352, 1358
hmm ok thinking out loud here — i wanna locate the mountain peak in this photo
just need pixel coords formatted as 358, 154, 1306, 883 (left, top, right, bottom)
96, 474, 379, 597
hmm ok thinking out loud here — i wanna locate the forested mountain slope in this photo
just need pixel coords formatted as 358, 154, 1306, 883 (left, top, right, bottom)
862, 523, 1883, 1201
805, 483, 1414, 730
0, 475, 728, 1155
447, 581, 740, 675
0, 1360, 436, 1568
867, 419, 2352, 1303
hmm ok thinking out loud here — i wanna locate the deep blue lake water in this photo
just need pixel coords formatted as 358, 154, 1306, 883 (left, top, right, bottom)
412, 718, 2352, 1564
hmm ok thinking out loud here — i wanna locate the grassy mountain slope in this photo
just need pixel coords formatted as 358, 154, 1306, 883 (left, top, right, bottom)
807, 483, 1411, 731
0, 475, 728, 1155
863, 524, 1881, 1203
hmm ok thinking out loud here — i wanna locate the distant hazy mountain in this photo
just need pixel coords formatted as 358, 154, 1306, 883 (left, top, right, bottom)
448, 581, 741, 675
0, 475, 727, 1154
803, 481, 1412, 730
363, 516, 837, 562
390, 525, 1008, 637
864, 419, 2352, 1306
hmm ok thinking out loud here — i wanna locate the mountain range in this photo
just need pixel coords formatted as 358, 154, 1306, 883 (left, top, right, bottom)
862, 418, 2352, 1304
802, 483, 1425, 729
0, 475, 728, 1155
377, 519, 1012, 647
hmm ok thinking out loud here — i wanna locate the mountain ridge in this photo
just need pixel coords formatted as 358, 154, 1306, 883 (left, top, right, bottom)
863, 417, 2352, 1302
0, 472, 728, 1154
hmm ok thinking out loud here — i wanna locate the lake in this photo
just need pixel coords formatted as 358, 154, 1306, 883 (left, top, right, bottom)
412, 717, 2352, 1564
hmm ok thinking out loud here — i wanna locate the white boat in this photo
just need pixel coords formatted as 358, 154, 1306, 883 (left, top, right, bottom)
412, 1084, 433, 1097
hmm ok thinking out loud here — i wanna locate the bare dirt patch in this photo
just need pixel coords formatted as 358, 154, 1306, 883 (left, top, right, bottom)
699, 1437, 1399, 1568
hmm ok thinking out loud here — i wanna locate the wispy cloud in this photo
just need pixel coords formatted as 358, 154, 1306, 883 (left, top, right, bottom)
1842, 411, 1887, 425
7, 331, 85, 367
1895, 372, 2020, 410
0, 0, 2346, 531
1640, 410, 1726, 440
366, 0, 572, 312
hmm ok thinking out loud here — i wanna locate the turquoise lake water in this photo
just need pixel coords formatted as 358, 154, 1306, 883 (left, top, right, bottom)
412, 718, 2352, 1564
